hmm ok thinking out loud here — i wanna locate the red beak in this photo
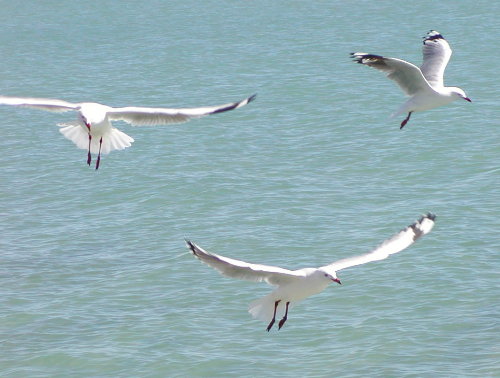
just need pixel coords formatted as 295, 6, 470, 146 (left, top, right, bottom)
464, 97, 472, 102
333, 278, 342, 285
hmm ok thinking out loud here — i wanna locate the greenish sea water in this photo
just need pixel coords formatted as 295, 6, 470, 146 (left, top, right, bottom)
0, 1, 498, 377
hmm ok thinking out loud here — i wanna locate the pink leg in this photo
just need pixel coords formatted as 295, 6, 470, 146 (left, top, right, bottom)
85, 123, 92, 165
266, 300, 281, 332
95, 137, 103, 170
278, 301, 290, 330
87, 134, 92, 165
400, 112, 412, 129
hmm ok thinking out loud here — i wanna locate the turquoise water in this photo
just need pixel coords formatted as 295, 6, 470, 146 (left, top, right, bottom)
1, 1, 498, 377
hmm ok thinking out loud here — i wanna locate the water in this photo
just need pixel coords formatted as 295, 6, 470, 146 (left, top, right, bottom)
1, 1, 498, 377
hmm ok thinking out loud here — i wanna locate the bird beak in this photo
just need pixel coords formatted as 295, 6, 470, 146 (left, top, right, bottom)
464, 97, 472, 102
333, 278, 342, 285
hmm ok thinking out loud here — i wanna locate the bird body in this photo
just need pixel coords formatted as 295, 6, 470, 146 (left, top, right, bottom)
248, 268, 331, 324
0, 94, 256, 168
58, 102, 134, 158
186, 213, 436, 331
392, 85, 469, 119
254, 268, 332, 306
352, 31, 470, 128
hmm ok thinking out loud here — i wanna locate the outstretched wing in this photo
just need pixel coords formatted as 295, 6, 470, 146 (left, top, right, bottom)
351, 53, 434, 96
0, 96, 79, 112
186, 240, 303, 286
322, 213, 436, 273
420, 30, 452, 88
107, 94, 256, 126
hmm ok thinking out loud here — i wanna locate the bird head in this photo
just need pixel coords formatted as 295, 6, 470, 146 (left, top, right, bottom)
320, 270, 341, 285
451, 87, 471, 102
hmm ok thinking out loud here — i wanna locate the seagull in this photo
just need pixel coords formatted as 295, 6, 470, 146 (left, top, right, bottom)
351, 30, 471, 129
186, 213, 436, 331
0, 93, 256, 169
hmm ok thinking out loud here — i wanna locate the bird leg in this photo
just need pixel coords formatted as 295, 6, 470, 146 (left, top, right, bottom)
95, 137, 103, 170
87, 134, 92, 165
278, 301, 290, 330
266, 300, 281, 332
400, 112, 412, 129
85, 123, 92, 166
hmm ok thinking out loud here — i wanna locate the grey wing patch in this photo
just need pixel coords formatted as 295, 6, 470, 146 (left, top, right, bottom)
112, 111, 191, 125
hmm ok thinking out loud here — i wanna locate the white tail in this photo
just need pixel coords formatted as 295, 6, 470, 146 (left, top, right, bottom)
249, 294, 276, 322
58, 123, 134, 154
58, 122, 89, 151
248, 293, 296, 323
99, 128, 134, 154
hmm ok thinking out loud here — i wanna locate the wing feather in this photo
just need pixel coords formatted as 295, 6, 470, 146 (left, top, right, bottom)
420, 30, 452, 88
0, 96, 78, 112
322, 213, 436, 273
186, 240, 303, 286
107, 94, 256, 126
351, 53, 434, 96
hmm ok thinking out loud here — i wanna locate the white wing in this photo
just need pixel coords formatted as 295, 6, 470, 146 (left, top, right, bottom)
322, 213, 436, 273
420, 31, 452, 88
0, 96, 79, 112
107, 94, 256, 126
186, 240, 303, 286
351, 53, 434, 96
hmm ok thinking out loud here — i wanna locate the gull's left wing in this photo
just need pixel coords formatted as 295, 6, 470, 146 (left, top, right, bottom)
186, 240, 304, 286
420, 30, 452, 88
107, 94, 256, 126
322, 213, 436, 273
351, 53, 433, 96
0, 96, 79, 113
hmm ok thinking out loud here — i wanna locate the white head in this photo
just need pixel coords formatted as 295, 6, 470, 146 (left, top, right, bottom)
450, 87, 471, 103
318, 269, 342, 285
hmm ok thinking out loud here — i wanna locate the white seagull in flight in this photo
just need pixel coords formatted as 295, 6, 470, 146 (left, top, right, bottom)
186, 213, 436, 331
0, 93, 256, 169
351, 30, 471, 129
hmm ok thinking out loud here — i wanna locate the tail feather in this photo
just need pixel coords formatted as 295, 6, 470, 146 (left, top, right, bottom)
58, 122, 89, 151
100, 128, 134, 154
58, 123, 134, 154
249, 295, 277, 322
391, 98, 414, 119
248, 293, 296, 323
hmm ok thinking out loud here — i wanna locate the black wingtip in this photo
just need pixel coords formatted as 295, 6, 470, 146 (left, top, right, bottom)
350, 53, 364, 64
425, 212, 437, 221
350, 52, 362, 63
211, 94, 256, 115
350, 53, 384, 64
185, 239, 196, 253
418, 213, 436, 224
423, 30, 444, 44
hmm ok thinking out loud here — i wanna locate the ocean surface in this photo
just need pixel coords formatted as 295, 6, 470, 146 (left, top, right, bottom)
0, 1, 498, 377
